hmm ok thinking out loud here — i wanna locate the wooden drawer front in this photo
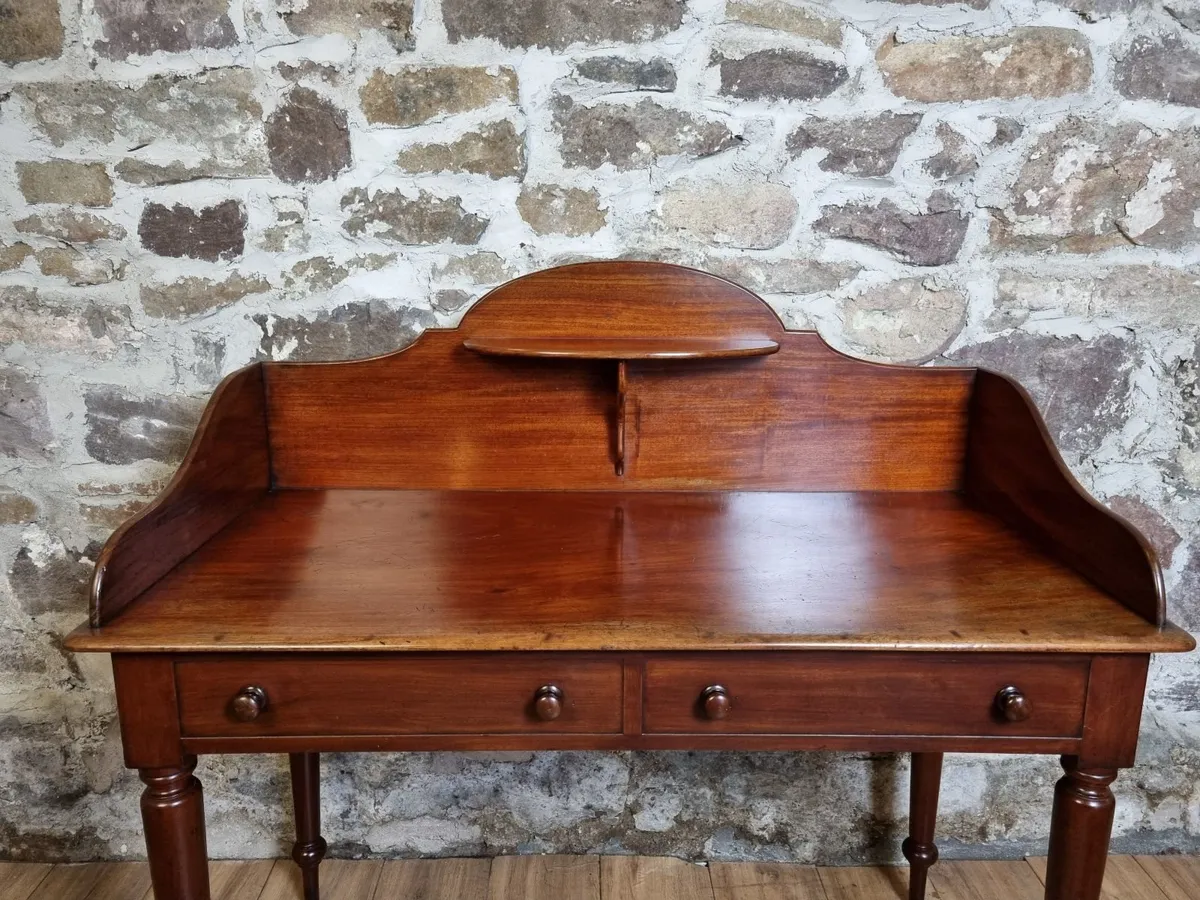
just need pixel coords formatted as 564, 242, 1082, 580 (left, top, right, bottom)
177, 655, 623, 737
643, 654, 1089, 737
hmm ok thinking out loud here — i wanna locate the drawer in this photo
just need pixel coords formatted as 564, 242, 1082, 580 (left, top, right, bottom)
177, 654, 623, 737
643, 653, 1089, 738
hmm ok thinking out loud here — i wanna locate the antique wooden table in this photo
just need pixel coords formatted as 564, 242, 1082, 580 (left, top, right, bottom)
66, 262, 1194, 900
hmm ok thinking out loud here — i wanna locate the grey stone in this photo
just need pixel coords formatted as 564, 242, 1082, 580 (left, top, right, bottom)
518, 185, 607, 236
138, 200, 247, 261
443, 0, 684, 49
432, 252, 517, 285
266, 88, 352, 184
992, 118, 1200, 253
0, 491, 37, 525
815, 201, 968, 266
1167, 0, 1200, 32
0, 287, 133, 356
259, 197, 309, 253
995, 267, 1200, 331
35, 248, 125, 286
1115, 34, 1200, 108
191, 335, 227, 388
282, 0, 414, 49
949, 333, 1135, 455
839, 278, 967, 363
717, 49, 848, 101
16, 161, 113, 207
0, 366, 52, 459
141, 274, 271, 319
254, 301, 437, 361
395, 120, 526, 179
892, 0, 988, 5
725, 1, 842, 47
360, 67, 518, 127
554, 96, 737, 169
115, 158, 265, 185
991, 118, 1025, 148
1051, 0, 1141, 20
14, 211, 125, 243
80, 497, 147, 530
661, 180, 798, 250
341, 188, 488, 245
574, 57, 677, 91
9, 539, 101, 617
878, 28, 1093, 101
926, 124, 978, 180
433, 290, 472, 313
787, 113, 921, 177
93, 0, 236, 58
0, 0, 63, 63
707, 257, 859, 295
83, 387, 203, 465
0, 242, 32, 271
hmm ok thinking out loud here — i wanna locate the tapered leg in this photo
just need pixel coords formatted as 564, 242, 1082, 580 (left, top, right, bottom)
1044, 756, 1117, 900
290, 752, 327, 900
140, 757, 211, 900
902, 752, 942, 900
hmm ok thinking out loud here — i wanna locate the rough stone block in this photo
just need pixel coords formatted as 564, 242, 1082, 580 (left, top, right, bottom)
0, 366, 52, 460
925, 124, 978, 180
725, 1, 842, 47
138, 200, 247, 261
838, 278, 967, 363
9, 538, 101, 616
717, 49, 847, 100
115, 158, 265, 185
83, 387, 203, 465
93, 0, 236, 58
443, 0, 683, 49
254, 301, 437, 361
282, 0, 414, 49
1167, 0, 1200, 32
787, 113, 921, 177
360, 67, 517, 127
0, 491, 37, 525
0, 242, 33, 271
432, 251, 517, 286
554, 96, 736, 169
341, 187, 488, 244
17, 161, 113, 207
1051, 0, 1140, 20
996, 267, 1200, 331
14, 211, 125, 243
141, 274, 271, 319
661, 180, 798, 250
574, 57, 677, 92
517, 185, 607, 236
0, 287, 133, 356
34, 248, 125, 286
706, 257, 858, 295
1115, 34, 1200, 107
0, 0, 63, 64
396, 120, 525, 179
266, 88, 352, 184
815, 201, 968, 266
878, 28, 1092, 101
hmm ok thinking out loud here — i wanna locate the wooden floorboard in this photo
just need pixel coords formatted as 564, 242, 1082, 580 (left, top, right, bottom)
24, 864, 110, 900
208, 860, 278, 900
816, 865, 907, 900
0, 864, 52, 900
1028, 854, 1170, 899
927, 860, 1045, 900
490, 855, 600, 900
260, 859, 383, 900
711, 861, 827, 900
601, 856, 715, 900
374, 858, 490, 899
1134, 855, 1200, 900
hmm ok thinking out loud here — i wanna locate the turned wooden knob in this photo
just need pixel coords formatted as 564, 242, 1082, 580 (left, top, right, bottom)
995, 686, 1031, 722
701, 685, 731, 720
534, 684, 564, 721
230, 686, 269, 722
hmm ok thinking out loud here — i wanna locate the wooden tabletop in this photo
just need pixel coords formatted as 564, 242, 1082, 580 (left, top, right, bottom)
66, 490, 1193, 655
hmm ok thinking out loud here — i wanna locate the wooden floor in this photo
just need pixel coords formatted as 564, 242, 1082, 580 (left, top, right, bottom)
1, 855, 1198, 900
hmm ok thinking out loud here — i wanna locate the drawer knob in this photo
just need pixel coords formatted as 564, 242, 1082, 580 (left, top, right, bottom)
701, 685, 731, 720
534, 684, 564, 721
995, 686, 1031, 722
230, 686, 269, 722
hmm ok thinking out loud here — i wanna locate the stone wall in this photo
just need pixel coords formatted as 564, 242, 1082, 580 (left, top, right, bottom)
1, 0, 1198, 866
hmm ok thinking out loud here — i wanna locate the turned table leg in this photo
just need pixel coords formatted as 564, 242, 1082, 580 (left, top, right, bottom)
140, 757, 211, 900
1044, 756, 1118, 900
290, 752, 327, 900
902, 752, 942, 900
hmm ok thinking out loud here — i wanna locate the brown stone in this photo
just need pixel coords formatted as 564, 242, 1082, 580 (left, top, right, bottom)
991, 118, 1200, 253
14, 211, 125, 243
0, 491, 37, 525
141, 274, 271, 319
949, 333, 1135, 455
80, 498, 148, 530
433, 289, 472, 313
554, 96, 736, 170
517, 185, 607, 236
838, 278, 967, 364
661, 180, 798, 250
0, 366, 52, 460
341, 188, 488, 244
115, 158, 266, 185
814, 201, 968, 267
0, 242, 32, 272
925, 124, 978, 180
84, 387, 203, 465
267, 88, 352, 184
1115, 34, 1200, 108
878, 28, 1093, 102
574, 57, 676, 91
1107, 495, 1182, 562
432, 252, 517, 285
283, 0, 413, 49
706, 257, 859, 295
35, 248, 125, 286
725, 1, 842, 46
396, 120, 525, 179
93, 0, 236, 58
787, 113, 921, 177
254, 301, 437, 361
139, 200, 247, 261
718, 49, 848, 101
0, 0, 63, 64
0, 287, 133, 356
16, 161, 113, 207
442, 0, 683, 49
360, 67, 518, 127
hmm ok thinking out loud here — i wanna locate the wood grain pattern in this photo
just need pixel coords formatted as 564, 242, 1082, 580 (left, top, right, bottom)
601, 856, 715, 900
489, 855, 600, 900
926, 860, 1045, 900
112, 655, 183, 768
208, 860, 276, 900
64, 491, 1192, 655
259, 859, 382, 900
463, 336, 781, 359
79, 861, 152, 900
0, 864, 51, 900
816, 865, 909, 899
1080, 655, 1150, 768
374, 859, 490, 900
1030, 855, 1170, 900
709, 861, 826, 900
1133, 856, 1200, 900
87, 365, 269, 626
24, 864, 106, 900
